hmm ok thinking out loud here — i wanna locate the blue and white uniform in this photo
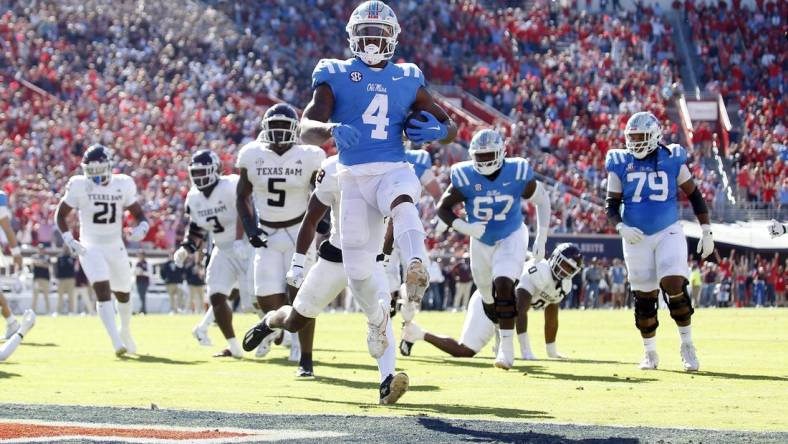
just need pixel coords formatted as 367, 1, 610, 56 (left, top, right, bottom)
606, 144, 693, 291
0, 191, 9, 221
450, 158, 534, 303
311, 58, 427, 281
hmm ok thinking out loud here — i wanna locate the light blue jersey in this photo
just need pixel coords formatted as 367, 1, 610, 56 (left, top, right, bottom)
311, 58, 425, 166
405, 149, 432, 180
0, 191, 7, 207
451, 158, 534, 246
0, 191, 9, 220
605, 144, 688, 235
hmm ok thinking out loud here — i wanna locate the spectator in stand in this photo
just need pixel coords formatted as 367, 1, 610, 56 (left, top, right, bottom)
74, 259, 95, 315
583, 258, 603, 309
609, 258, 627, 309
775, 266, 786, 307
717, 277, 732, 308
160, 256, 185, 314
689, 261, 703, 308
134, 253, 151, 314
31, 247, 51, 314
426, 258, 446, 311
753, 267, 767, 307
54, 246, 76, 315
184, 254, 206, 314
701, 262, 719, 307
451, 255, 473, 311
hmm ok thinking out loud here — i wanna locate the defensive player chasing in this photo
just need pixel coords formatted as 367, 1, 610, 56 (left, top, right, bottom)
605, 111, 713, 371
402, 244, 582, 360
299, 2, 457, 361
437, 129, 550, 370
244, 155, 408, 404
0, 190, 24, 338
55, 145, 150, 356
236, 103, 325, 359
176, 150, 252, 358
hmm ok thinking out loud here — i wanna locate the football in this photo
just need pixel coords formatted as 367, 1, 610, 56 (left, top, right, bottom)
404, 109, 428, 134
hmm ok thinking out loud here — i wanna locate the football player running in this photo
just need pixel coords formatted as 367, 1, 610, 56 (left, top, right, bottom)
176, 150, 253, 358
384, 145, 444, 357
299, 1, 457, 361
605, 111, 713, 371
55, 145, 150, 356
236, 103, 325, 359
401, 244, 581, 360
0, 190, 25, 339
244, 155, 408, 404
436, 129, 551, 370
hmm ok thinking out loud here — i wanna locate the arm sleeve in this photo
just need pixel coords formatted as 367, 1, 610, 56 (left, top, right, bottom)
527, 180, 551, 234
607, 172, 623, 193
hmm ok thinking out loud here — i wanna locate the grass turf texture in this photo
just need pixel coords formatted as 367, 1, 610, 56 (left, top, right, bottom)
1, 308, 786, 432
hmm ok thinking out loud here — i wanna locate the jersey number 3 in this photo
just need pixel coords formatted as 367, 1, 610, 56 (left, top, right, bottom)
362, 93, 389, 140
627, 171, 669, 202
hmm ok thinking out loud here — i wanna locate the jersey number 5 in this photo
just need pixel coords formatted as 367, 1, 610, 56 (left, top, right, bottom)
362, 93, 389, 140
627, 171, 669, 202
93, 202, 117, 224
268, 178, 286, 207
472, 195, 514, 221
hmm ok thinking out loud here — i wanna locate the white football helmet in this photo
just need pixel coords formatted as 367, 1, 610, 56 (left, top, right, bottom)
469, 129, 505, 175
624, 111, 662, 159
346, 1, 400, 66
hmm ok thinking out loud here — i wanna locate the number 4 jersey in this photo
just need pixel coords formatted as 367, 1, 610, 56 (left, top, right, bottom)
451, 157, 534, 246
312, 58, 425, 166
605, 144, 692, 235
62, 174, 138, 244
236, 141, 325, 223
185, 175, 240, 250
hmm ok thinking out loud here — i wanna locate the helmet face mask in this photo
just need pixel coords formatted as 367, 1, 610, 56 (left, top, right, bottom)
346, 1, 400, 66
189, 150, 220, 190
624, 112, 662, 159
469, 129, 505, 175
259, 104, 299, 147
549, 243, 583, 281
82, 144, 113, 186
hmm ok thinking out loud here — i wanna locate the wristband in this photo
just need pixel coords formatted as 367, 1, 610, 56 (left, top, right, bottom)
291, 253, 306, 268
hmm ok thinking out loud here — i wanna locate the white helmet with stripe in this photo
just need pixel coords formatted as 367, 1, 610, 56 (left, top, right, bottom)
624, 111, 662, 159
469, 129, 505, 175
346, 1, 401, 66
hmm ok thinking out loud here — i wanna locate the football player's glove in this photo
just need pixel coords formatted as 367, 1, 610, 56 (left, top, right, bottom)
405, 111, 447, 144
173, 246, 189, 268
128, 221, 149, 242
331, 124, 360, 151
62, 231, 86, 256
285, 253, 306, 288
697, 224, 714, 259
616, 222, 644, 245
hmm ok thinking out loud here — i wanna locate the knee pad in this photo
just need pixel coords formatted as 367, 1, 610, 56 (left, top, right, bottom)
493, 286, 517, 320
340, 199, 370, 248
634, 292, 659, 334
343, 250, 376, 281
391, 202, 425, 239
482, 301, 499, 324
209, 293, 227, 306
662, 281, 694, 323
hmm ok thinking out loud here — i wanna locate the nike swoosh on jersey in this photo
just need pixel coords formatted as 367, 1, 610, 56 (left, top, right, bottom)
392, 77, 404, 81
503, 182, 511, 186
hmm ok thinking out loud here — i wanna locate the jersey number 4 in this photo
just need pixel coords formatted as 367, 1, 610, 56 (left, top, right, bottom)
362, 93, 389, 140
627, 171, 669, 202
93, 202, 117, 224
472, 195, 514, 221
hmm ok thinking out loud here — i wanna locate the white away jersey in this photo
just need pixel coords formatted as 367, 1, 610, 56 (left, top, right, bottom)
312, 156, 341, 248
518, 259, 572, 308
185, 175, 240, 250
62, 174, 137, 244
236, 141, 325, 223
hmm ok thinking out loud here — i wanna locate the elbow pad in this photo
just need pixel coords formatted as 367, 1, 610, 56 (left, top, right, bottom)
687, 188, 709, 215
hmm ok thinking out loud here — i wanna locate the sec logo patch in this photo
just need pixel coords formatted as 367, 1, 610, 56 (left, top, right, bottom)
350, 71, 363, 82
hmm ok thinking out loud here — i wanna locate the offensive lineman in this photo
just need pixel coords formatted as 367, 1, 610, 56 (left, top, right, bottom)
55, 145, 150, 356
244, 155, 408, 404
402, 244, 583, 360
236, 103, 325, 359
605, 111, 713, 371
177, 150, 253, 358
436, 129, 551, 370
299, 1, 457, 346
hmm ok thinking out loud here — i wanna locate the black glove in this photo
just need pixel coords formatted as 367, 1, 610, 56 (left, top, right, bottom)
248, 228, 267, 248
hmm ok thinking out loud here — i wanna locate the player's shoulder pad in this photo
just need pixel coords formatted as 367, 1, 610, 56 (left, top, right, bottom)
394, 62, 426, 87
529, 259, 555, 289
664, 143, 688, 164
450, 160, 474, 187
605, 149, 630, 171
237, 140, 263, 165
507, 156, 532, 182
297, 144, 327, 158
222, 173, 240, 185
312, 58, 353, 88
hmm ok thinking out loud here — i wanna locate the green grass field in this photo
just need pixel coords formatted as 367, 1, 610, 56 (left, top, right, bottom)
2, 308, 786, 432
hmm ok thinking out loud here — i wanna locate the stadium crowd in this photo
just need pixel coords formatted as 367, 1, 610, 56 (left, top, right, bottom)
0, 0, 785, 315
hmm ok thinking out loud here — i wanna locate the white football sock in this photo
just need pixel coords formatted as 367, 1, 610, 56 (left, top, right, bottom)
349, 277, 386, 326
518, 332, 533, 356
391, 203, 428, 264
97, 301, 123, 350
678, 325, 693, 345
545, 342, 558, 356
228, 337, 242, 356
198, 306, 215, 330
377, 316, 396, 382
500, 329, 514, 357
0, 333, 22, 361
5, 313, 16, 323
643, 336, 657, 352
117, 301, 132, 333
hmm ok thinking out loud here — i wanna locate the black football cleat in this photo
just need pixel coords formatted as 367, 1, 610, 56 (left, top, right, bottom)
379, 372, 409, 405
242, 316, 277, 352
296, 366, 315, 378
399, 339, 414, 356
